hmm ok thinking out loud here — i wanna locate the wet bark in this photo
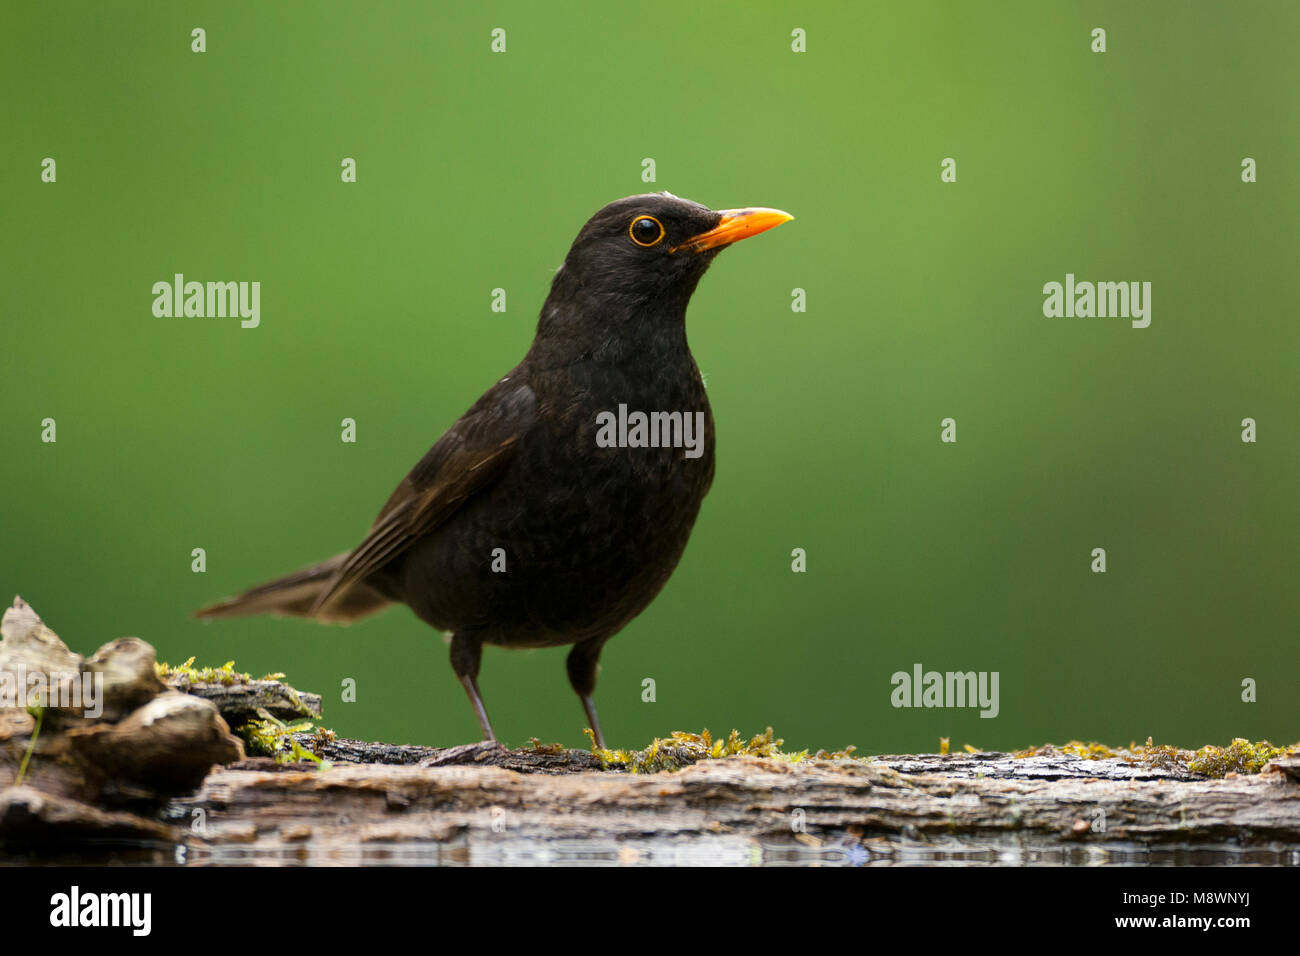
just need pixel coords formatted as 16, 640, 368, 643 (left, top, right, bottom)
166, 746, 1300, 865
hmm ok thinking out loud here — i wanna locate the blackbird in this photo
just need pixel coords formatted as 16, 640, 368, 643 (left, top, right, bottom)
196, 193, 793, 747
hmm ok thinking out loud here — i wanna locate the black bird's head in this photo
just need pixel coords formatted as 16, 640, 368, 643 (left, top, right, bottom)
534, 193, 792, 360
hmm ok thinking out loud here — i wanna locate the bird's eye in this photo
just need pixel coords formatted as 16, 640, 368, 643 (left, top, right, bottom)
629, 215, 665, 247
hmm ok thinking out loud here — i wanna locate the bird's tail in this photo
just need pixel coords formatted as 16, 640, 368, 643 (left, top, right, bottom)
194, 552, 392, 624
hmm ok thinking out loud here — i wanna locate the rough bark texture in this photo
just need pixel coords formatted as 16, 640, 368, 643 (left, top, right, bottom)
278, 735, 603, 772
0, 597, 244, 835
163, 678, 322, 724
165, 745, 1300, 865
2, 598, 1297, 865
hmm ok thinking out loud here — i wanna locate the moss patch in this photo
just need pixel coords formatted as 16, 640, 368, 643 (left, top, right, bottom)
240, 708, 332, 768
1187, 738, 1293, 776
1012, 737, 1297, 778
155, 656, 286, 686
156, 657, 329, 763
586, 727, 857, 774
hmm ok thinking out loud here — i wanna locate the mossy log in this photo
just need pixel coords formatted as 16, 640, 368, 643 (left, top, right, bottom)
2, 598, 1298, 864
159, 744, 1300, 865
162, 678, 322, 725
0, 597, 243, 817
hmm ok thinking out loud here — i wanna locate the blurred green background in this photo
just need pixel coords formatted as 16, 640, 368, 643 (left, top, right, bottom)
3, 2, 1296, 754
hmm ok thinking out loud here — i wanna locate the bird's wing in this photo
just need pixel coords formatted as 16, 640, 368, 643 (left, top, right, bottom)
310, 376, 536, 615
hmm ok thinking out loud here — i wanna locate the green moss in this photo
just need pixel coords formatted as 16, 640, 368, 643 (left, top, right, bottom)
237, 707, 332, 768
1012, 737, 1297, 777
1187, 738, 1291, 776
274, 683, 315, 719
1012, 741, 1123, 760
585, 727, 857, 774
156, 656, 286, 686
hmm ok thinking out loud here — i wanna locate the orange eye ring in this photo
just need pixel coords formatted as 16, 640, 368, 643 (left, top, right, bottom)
629, 215, 665, 247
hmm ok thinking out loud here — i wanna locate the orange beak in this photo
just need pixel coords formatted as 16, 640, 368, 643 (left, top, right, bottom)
672, 207, 794, 254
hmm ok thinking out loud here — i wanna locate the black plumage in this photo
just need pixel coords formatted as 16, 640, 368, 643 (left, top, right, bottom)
197, 193, 793, 746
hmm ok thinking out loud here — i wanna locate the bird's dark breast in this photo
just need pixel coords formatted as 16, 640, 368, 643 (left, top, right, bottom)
391, 359, 715, 648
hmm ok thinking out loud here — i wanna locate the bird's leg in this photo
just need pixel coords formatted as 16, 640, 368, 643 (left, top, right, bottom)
566, 638, 608, 750
580, 694, 605, 751
450, 632, 496, 742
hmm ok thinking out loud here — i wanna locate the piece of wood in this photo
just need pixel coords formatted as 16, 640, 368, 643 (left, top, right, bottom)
0, 785, 183, 851
0, 597, 244, 824
164, 679, 322, 724
158, 737, 1300, 865
281, 735, 602, 772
